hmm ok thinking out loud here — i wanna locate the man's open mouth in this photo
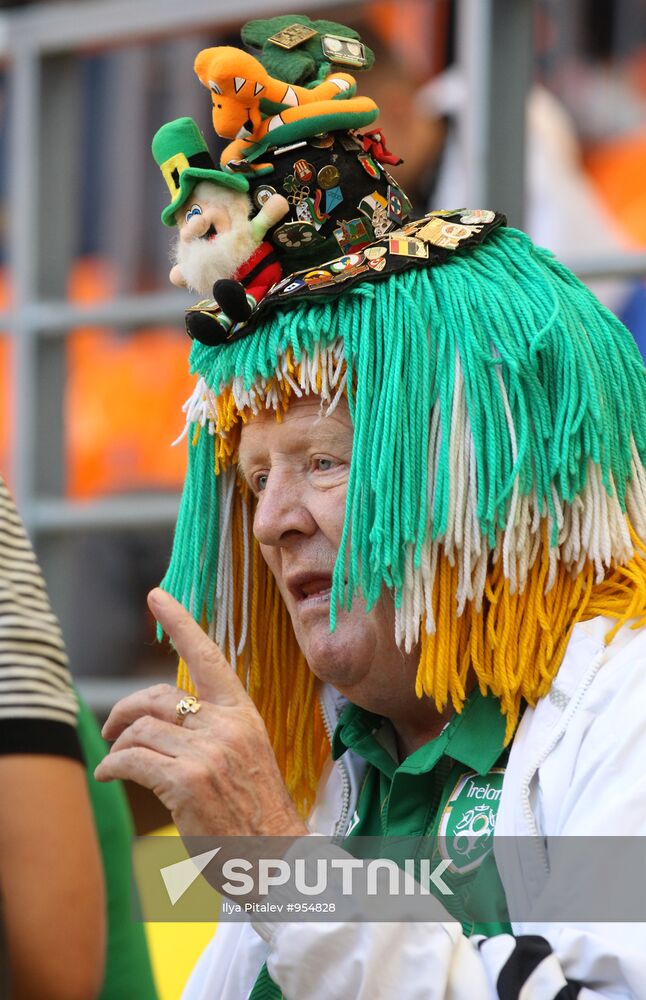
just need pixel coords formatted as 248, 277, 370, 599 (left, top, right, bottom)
200, 224, 217, 241
287, 574, 334, 604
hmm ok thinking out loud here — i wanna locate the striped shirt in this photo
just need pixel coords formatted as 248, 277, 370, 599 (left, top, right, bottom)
0, 476, 82, 759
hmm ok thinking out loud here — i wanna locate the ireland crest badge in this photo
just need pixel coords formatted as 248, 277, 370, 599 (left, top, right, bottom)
438, 769, 505, 874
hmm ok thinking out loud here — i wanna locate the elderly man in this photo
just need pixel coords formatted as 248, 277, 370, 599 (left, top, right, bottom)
97, 17, 646, 1000
96, 263, 646, 999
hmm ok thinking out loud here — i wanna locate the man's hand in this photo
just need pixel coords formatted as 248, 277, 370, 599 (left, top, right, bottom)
94, 588, 308, 839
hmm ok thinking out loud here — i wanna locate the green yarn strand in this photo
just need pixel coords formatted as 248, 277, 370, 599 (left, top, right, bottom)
162, 226, 646, 630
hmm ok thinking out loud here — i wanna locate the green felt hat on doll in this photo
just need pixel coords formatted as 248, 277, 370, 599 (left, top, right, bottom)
159, 15, 646, 828
152, 116, 249, 227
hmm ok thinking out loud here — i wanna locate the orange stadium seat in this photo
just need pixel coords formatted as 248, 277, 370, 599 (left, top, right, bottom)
64, 258, 193, 499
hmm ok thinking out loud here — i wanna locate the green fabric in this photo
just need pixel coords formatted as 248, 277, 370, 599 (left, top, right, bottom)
242, 105, 378, 164
334, 689, 512, 936
248, 961, 284, 1000
248, 692, 511, 999
332, 687, 507, 786
151, 117, 250, 227
76, 694, 158, 1000
159, 166, 248, 228
241, 16, 375, 86
258, 81, 357, 119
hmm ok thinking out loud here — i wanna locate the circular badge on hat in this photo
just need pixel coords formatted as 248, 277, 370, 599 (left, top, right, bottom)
460, 209, 496, 224
303, 268, 334, 287
309, 133, 335, 149
253, 184, 278, 210
317, 165, 341, 190
329, 253, 362, 273
273, 221, 322, 250
293, 159, 315, 184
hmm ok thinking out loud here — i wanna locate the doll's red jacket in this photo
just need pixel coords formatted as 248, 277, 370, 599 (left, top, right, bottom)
234, 243, 282, 306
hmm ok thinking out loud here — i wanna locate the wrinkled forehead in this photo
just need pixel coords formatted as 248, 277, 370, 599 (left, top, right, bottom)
237, 393, 353, 466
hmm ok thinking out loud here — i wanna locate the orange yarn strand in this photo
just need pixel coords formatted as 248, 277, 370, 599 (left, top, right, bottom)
419, 529, 646, 744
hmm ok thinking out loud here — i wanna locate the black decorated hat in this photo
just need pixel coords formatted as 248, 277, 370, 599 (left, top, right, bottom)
185, 128, 505, 345
179, 17, 506, 345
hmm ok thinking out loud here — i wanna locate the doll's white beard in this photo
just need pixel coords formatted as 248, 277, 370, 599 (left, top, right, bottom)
175, 226, 259, 297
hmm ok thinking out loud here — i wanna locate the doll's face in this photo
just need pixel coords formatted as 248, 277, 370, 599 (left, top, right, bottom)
172, 182, 257, 295
176, 197, 233, 243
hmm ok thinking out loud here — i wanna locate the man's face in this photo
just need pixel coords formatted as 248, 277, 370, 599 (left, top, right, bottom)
238, 396, 419, 714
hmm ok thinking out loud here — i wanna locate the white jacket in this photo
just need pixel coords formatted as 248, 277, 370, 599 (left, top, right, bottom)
183, 617, 646, 999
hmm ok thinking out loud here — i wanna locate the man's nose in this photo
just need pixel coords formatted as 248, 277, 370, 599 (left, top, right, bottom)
252, 471, 317, 547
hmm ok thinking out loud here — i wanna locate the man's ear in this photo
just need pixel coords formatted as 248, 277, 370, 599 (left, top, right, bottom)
169, 263, 187, 288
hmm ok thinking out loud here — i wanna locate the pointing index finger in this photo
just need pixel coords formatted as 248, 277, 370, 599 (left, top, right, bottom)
148, 588, 244, 707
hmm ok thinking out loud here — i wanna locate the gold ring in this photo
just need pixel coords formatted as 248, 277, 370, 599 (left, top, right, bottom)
175, 695, 201, 725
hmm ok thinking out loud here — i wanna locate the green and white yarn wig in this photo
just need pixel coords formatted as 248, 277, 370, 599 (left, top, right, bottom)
163, 226, 646, 810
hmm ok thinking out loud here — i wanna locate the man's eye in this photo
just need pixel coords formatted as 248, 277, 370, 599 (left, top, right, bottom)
253, 473, 268, 492
185, 204, 202, 223
315, 458, 335, 472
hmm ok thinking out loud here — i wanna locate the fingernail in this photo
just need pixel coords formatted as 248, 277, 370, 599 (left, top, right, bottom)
148, 588, 163, 611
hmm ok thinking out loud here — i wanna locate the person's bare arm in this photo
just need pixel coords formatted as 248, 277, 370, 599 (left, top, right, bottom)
0, 754, 105, 1000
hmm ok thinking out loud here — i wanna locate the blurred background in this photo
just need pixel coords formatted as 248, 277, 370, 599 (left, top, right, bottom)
0, 0, 645, 827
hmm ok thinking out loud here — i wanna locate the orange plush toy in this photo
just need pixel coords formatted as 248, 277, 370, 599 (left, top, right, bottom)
194, 46, 379, 171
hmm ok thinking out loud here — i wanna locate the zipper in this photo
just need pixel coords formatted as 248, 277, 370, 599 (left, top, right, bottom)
519, 645, 605, 868
319, 688, 352, 838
